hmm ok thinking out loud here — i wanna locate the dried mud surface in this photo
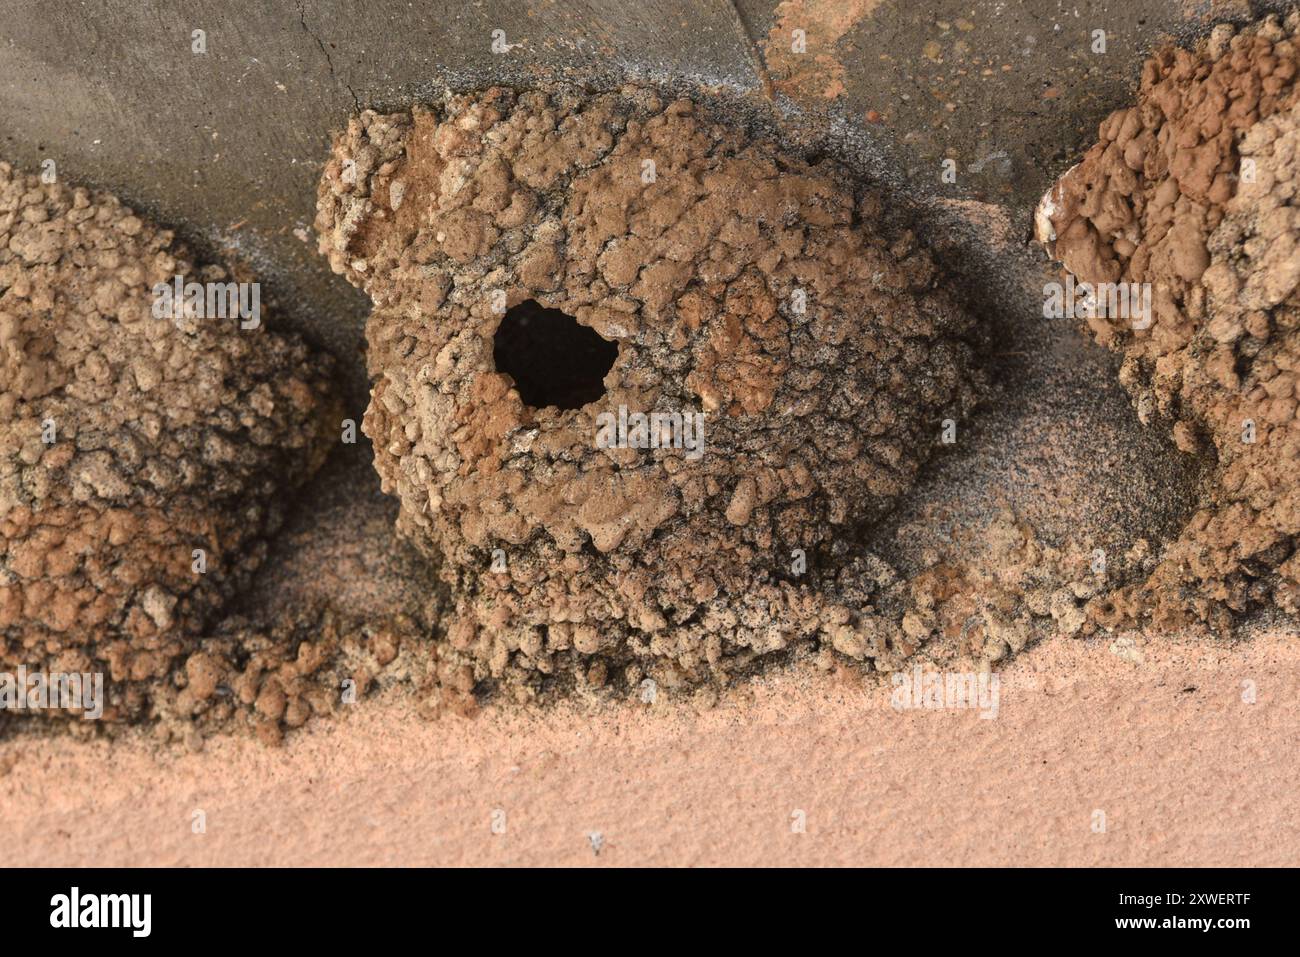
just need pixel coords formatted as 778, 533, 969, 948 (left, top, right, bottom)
316, 85, 984, 698
1039, 13, 1300, 631
0, 161, 343, 727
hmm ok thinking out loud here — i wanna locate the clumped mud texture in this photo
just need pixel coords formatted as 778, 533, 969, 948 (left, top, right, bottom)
148, 452, 454, 746
0, 161, 338, 722
852, 508, 1152, 670
1038, 14, 1300, 630
316, 85, 982, 697
147, 599, 454, 748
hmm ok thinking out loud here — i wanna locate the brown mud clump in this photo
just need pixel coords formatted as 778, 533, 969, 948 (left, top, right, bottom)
316, 85, 982, 696
149, 602, 448, 748
0, 161, 338, 722
1037, 14, 1300, 629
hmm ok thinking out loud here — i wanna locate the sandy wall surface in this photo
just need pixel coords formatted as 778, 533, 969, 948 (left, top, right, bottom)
2, 627, 1295, 867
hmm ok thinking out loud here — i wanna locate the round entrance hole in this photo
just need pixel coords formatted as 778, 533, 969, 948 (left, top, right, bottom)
492, 299, 618, 410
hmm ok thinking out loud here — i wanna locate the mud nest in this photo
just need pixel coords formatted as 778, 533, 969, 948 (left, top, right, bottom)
316, 85, 983, 692
1038, 13, 1300, 629
0, 160, 338, 721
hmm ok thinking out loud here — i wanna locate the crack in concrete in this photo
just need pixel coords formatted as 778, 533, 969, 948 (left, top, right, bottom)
295, 0, 361, 111
722, 0, 774, 101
